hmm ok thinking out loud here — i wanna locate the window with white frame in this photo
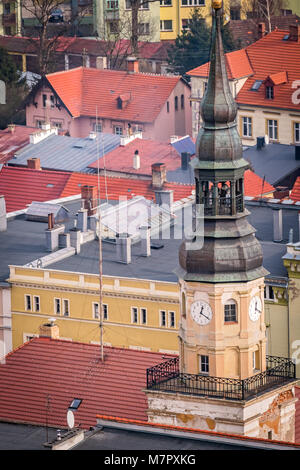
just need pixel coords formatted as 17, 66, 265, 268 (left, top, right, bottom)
199, 355, 209, 374
131, 307, 138, 324
126, 0, 149, 9
266, 86, 274, 100
33, 296, 40, 312
50, 95, 55, 108
264, 285, 275, 301
103, 304, 108, 320
36, 120, 45, 128
63, 299, 70, 317
294, 122, 300, 143
242, 116, 252, 137
160, 310, 166, 327
25, 295, 31, 311
107, 0, 119, 9
160, 0, 172, 5
141, 308, 147, 325
54, 298, 61, 315
138, 23, 150, 35
113, 125, 123, 135
93, 302, 99, 319
93, 122, 102, 132
160, 20, 173, 31
168, 311, 175, 328
52, 122, 62, 129
181, 0, 205, 6
267, 119, 278, 140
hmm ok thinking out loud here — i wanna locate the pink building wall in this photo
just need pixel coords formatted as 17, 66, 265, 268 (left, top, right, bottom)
26, 81, 192, 142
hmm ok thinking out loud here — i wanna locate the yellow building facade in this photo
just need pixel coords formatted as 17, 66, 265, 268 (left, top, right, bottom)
8, 265, 180, 354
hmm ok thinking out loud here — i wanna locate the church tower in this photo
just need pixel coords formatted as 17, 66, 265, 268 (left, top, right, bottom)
146, 1, 298, 441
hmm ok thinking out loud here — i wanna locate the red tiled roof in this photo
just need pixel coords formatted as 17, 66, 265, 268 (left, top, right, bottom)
188, 29, 300, 112
61, 172, 194, 202
244, 169, 274, 197
0, 337, 174, 429
0, 125, 36, 165
46, 67, 182, 123
89, 138, 182, 175
290, 176, 300, 202
187, 48, 253, 79
0, 166, 70, 213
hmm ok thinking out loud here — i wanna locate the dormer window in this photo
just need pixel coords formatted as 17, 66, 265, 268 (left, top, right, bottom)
266, 85, 274, 99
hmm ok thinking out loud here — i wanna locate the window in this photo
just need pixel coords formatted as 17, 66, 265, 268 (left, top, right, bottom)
93, 122, 102, 132
54, 298, 61, 315
182, 18, 192, 30
230, 7, 241, 20
69, 398, 82, 410
138, 23, 150, 35
167, 101, 170, 113
25, 295, 31, 311
33, 296, 40, 312
50, 95, 55, 108
224, 301, 237, 323
93, 302, 99, 319
141, 308, 147, 325
160, 310, 166, 327
181, 94, 184, 109
266, 86, 274, 100
36, 120, 45, 128
181, 0, 205, 5
160, 0, 172, 5
107, 0, 119, 9
174, 96, 178, 111
251, 80, 263, 91
114, 125, 123, 135
131, 307, 138, 323
42, 94, 47, 108
264, 285, 274, 301
126, 0, 149, 9
294, 122, 300, 143
160, 20, 173, 31
199, 355, 209, 375
253, 349, 260, 371
4, 3, 11, 14
242, 116, 252, 137
63, 299, 70, 317
168, 311, 175, 328
267, 119, 278, 140
103, 304, 108, 320
52, 122, 62, 129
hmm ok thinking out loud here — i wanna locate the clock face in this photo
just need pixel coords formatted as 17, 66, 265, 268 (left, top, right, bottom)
249, 296, 262, 322
191, 300, 212, 325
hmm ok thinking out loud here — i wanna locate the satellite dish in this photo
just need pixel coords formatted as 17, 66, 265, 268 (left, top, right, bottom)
67, 409, 75, 429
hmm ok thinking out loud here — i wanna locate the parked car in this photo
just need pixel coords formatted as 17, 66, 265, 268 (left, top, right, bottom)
49, 9, 64, 23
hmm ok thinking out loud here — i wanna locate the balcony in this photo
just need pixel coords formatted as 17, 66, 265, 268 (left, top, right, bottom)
146, 356, 296, 401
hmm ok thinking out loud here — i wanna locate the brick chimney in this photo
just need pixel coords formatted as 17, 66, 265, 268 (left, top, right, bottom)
81, 185, 98, 216
39, 319, 59, 339
289, 25, 300, 42
27, 157, 41, 170
127, 57, 139, 73
151, 163, 166, 189
258, 22, 266, 39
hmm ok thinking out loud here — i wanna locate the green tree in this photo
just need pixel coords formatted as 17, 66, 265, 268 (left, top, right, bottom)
0, 47, 28, 129
167, 8, 241, 78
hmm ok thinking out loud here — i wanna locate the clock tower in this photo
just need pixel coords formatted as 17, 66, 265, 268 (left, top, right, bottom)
176, 0, 268, 381
146, 1, 298, 441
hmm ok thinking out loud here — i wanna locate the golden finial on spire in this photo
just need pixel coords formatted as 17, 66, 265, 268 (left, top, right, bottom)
212, 0, 222, 9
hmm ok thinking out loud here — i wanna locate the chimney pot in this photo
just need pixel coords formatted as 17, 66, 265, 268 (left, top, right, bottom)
81, 185, 98, 216
133, 150, 140, 170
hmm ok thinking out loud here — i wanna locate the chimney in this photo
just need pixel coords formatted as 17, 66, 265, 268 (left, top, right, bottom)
127, 57, 139, 73
45, 214, 65, 252
133, 150, 140, 170
7, 124, 15, 134
289, 25, 300, 42
77, 208, 88, 232
0, 195, 7, 232
96, 56, 107, 69
273, 208, 283, 242
139, 225, 151, 257
39, 318, 59, 339
152, 163, 167, 189
48, 212, 54, 230
258, 22, 266, 39
27, 157, 41, 170
181, 152, 190, 170
116, 233, 131, 264
81, 185, 98, 216
295, 144, 300, 161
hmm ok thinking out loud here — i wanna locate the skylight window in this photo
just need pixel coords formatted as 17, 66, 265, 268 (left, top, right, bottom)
282, 34, 290, 41
69, 398, 82, 410
251, 80, 263, 91
46, 183, 54, 188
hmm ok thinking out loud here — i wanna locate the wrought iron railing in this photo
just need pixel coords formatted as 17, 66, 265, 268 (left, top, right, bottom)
146, 355, 296, 401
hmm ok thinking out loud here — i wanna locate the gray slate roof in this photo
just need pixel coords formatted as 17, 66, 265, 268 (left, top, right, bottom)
10, 132, 121, 173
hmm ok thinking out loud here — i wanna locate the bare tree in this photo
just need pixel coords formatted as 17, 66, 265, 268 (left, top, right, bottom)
125, 0, 160, 55
22, 0, 92, 76
242, 0, 288, 32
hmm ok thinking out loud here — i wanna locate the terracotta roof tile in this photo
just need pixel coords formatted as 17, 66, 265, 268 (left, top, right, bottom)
46, 67, 182, 123
244, 169, 274, 197
0, 337, 175, 429
0, 125, 36, 165
290, 176, 300, 202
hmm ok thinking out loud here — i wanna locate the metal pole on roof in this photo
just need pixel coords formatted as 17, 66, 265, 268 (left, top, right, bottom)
96, 106, 104, 362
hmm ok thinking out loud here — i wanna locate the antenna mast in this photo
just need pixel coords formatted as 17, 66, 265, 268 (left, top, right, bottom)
96, 107, 104, 362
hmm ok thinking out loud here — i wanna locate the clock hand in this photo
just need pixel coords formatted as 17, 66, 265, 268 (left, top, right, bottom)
200, 312, 210, 320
